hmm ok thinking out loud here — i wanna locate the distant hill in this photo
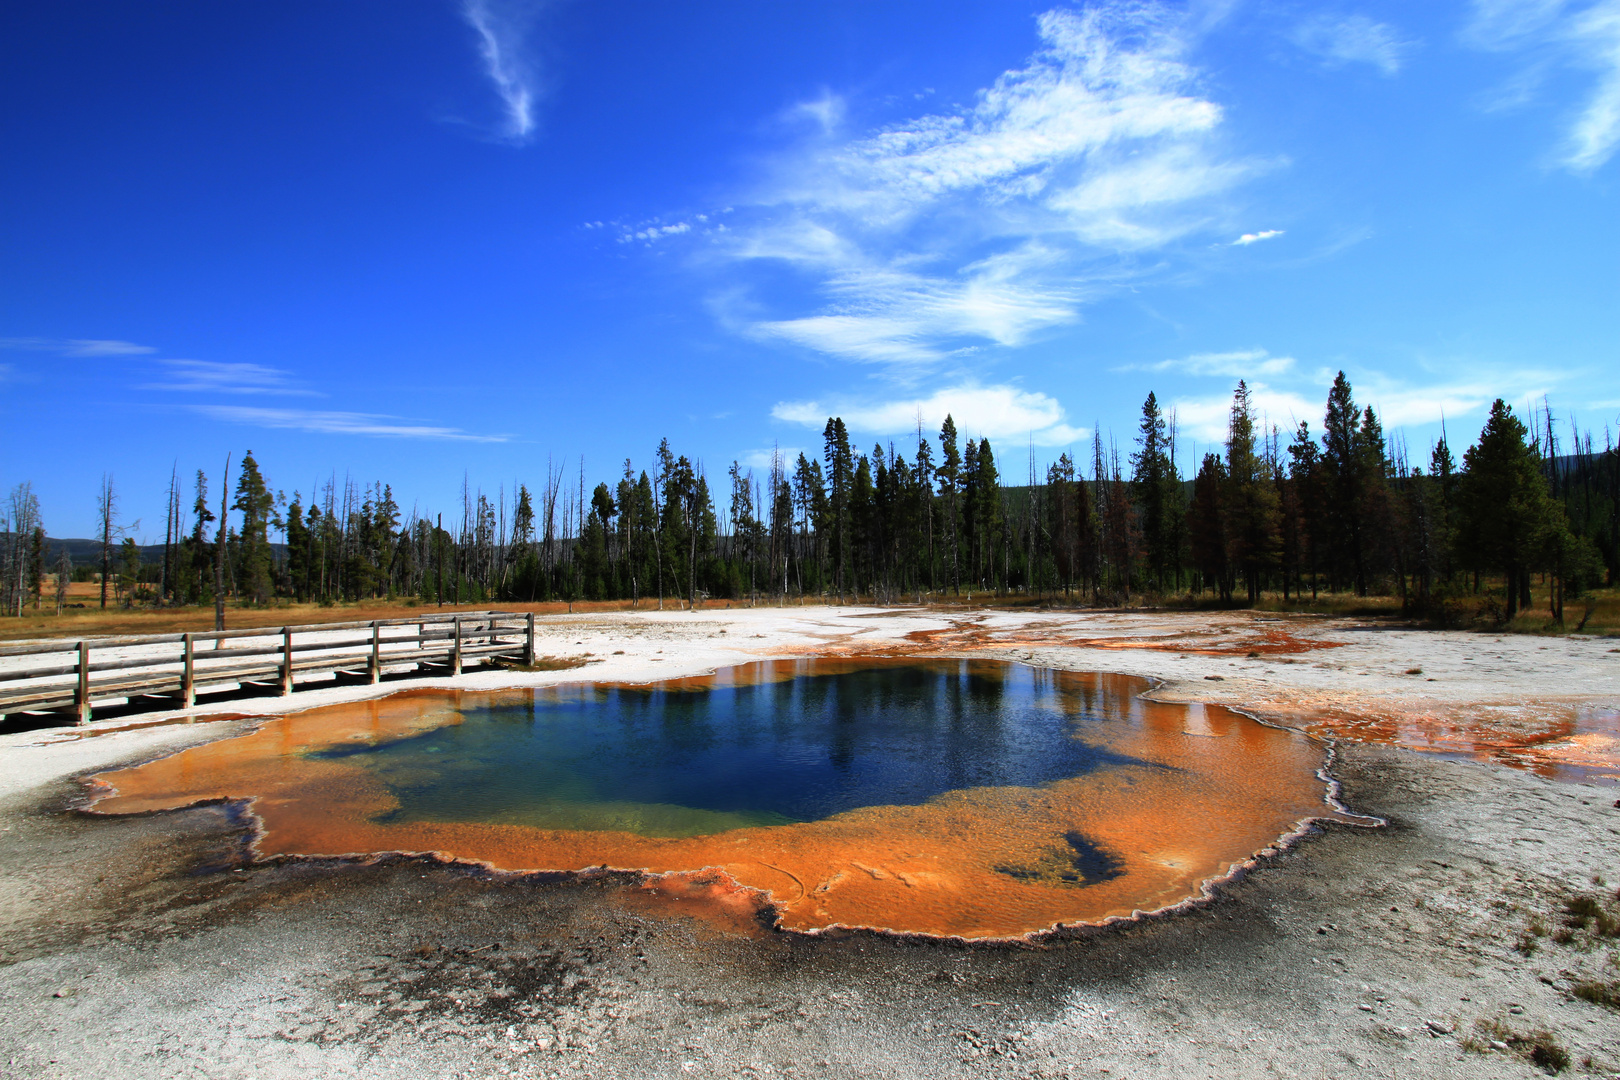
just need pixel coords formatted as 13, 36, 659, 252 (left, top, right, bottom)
35, 538, 287, 567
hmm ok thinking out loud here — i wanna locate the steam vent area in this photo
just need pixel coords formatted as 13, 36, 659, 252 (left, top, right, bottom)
4, 607, 1619, 1079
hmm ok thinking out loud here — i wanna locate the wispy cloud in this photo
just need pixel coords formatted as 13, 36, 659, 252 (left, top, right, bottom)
738, 446, 805, 470
682, 4, 1270, 370
1290, 15, 1415, 76
0, 336, 157, 356
1232, 229, 1283, 245
145, 359, 317, 396
618, 221, 693, 244
1169, 383, 1324, 444
772, 382, 1089, 447
1165, 357, 1572, 444
189, 405, 507, 442
1121, 347, 1298, 378
460, 0, 546, 144
1464, 0, 1620, 172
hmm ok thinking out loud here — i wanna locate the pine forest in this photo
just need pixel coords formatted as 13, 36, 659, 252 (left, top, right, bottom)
4, 372, 1617, 628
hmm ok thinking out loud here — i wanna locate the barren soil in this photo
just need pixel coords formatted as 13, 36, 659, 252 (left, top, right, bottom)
2, 606, 1619, 1079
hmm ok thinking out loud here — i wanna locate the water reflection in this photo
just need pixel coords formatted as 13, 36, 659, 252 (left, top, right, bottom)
317, 661, 1151, 836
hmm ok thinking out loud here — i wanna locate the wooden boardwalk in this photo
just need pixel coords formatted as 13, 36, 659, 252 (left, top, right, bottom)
0, 611, 535, 725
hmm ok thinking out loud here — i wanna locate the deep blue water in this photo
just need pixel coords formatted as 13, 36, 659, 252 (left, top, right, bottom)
314, 660, 1147, 837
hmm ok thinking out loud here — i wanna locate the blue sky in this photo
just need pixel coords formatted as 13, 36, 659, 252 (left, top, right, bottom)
3, 0, 1617, 538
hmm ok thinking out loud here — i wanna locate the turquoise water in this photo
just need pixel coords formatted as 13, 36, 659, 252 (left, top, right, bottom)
313, 660, 1152, 837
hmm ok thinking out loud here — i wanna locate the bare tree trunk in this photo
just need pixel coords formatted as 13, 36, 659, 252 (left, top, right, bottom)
55, 547, 69, 615
98, 474, 115, 610
215, 456, 230, 632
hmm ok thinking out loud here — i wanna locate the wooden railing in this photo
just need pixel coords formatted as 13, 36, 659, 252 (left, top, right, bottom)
0, 611, 536, 725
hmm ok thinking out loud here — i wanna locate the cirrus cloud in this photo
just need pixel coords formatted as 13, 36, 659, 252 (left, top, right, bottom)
772, 382, 1089, 447
187, 405, 507, 442
689, 3, 1273, 369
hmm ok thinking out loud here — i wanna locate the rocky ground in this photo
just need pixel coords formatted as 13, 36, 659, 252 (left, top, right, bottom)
1, 606, 1618, 1079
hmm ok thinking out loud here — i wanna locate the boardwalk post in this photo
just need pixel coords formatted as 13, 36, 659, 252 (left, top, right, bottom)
74, 641, 90, 725
452, 616, 463, 677
369, 621, 381, 684
181, 632, 196, 711
524, 613, 535, 666
280, 628, 294, 695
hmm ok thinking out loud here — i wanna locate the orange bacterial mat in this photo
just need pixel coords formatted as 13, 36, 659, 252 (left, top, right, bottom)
88, 659, 1363, 939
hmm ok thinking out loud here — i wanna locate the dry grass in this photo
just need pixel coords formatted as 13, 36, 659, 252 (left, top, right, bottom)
1464, 1017, 1570, 1073
7, 580, 1618, 641
0, 597, 744, 643
1502, 586, 1620, 637
1572, 981, 1620, 1009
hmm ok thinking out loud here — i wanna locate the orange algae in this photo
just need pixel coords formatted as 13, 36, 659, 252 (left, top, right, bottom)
87, 661, 1355, 939
1280, 701, 1620, 785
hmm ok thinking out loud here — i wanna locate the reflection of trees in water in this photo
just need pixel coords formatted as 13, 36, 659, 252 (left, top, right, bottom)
354, 660, 1144, 829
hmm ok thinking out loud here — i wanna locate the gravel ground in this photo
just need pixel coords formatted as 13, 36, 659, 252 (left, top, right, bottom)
2, 606, 1618, 1079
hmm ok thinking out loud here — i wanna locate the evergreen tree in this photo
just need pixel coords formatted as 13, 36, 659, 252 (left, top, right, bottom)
285, 497, 309, 600
974, 438, 1001, 592
1456, 399, 1567, 618
1188, 453, 1230, 601
1223, 382, 1281, 603
1320, 372, 1366, 593
937, 415, 962, 594
822, 418, 854, 601
1131, 392, 1176, 592
1430, 434, 1457, 585
232, 451, 275, 604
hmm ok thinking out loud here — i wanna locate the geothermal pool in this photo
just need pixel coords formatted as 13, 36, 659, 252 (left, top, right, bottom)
89, 659, 1356, 939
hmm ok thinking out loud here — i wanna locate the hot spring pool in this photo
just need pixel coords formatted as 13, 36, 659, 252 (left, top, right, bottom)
90, 658, 1356, 939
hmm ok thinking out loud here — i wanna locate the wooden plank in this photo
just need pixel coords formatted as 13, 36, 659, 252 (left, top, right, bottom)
280, 628, 294, 696
0, 641, 85, 659
3, 663, 81, 680
75, 642, 90, 725
181, 633, 195, 708
0, 688, 81, 710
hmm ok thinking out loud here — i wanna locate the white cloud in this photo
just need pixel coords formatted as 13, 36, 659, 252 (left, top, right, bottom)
189, 405, 507, 441
1125, 348, 1298, 378
1464, 0, 1620, 172
1465, 0, 1570, 49
1291, 15, 1415, 76
738, 447, 805, 470
461, 0, 545, 144
1166, 361, 1572, 445
689, 4, 1266, 368
0, 337, 157, 356
772, 383, 1089, 447
145, 359, 317, 396
1564, 0, 1620, 170
618, 221, 692, 244
1169, 383, 1325, 443
1232, 229, 1283, 245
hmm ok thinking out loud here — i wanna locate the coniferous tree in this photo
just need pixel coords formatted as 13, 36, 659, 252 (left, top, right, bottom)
937, 416, 962, 595
1131, 392, 1177, 592
822, 418, 854, 601
1188, 453, 1230, 601
1320, 372, 1366, 594
233, 451, 275, 604
1222, 382, 1281, 603
1456, 399, 1568, 618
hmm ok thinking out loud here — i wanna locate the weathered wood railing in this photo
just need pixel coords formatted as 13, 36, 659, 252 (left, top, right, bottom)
0, 611, 536, 725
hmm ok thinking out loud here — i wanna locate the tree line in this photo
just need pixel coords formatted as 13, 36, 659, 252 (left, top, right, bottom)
3, 371, 1616, 623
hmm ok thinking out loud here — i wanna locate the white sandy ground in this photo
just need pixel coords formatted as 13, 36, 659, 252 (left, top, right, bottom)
1, 605, 1619, 1079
